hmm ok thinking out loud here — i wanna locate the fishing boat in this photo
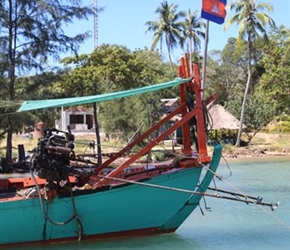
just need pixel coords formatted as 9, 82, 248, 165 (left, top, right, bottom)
0, 55, 276, 247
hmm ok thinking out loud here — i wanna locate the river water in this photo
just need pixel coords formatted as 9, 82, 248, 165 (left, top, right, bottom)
11, 157, 290, 250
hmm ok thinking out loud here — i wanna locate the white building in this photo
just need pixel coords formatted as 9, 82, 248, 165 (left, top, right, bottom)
55, 106, 94, 132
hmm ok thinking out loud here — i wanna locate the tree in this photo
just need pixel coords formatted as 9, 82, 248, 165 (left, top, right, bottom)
0, 0, 93, 171
258, 26, 290, 114
225, 94, 276, 144
145, 1, 185, 70
58, 45, 173, 143
206, 36, 271, 105
15, 71, 63, 126
205, 38, 246, 104
225, 0, 276, 146
181, 10, 205, 66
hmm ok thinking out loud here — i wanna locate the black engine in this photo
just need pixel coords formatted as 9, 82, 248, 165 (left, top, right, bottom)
32, 128, 75, 183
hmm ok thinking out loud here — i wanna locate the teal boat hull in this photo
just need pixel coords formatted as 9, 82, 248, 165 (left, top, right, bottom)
0, 146, 222, 246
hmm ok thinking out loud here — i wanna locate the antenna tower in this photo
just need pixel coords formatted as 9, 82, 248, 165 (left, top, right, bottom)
94, 0, 98, 48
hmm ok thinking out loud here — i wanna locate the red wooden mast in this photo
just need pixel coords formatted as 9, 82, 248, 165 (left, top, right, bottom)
93, 54, 212, 188
178, 54, 210, 162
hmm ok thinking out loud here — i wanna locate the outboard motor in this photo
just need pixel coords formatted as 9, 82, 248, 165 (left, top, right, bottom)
32, 128, 75, 183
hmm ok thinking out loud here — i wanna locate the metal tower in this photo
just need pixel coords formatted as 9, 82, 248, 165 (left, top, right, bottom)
94, 0, 98, 48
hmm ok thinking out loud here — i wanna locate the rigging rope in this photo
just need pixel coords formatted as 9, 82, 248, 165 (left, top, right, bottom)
0, 111, 20, 117
199, 162, 290, 231
94, 153, 290, 231
96, 173, 279, 208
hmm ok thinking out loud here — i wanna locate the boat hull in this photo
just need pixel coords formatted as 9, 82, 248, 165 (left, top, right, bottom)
0, 145, 222, 246
1, 167, 201, 245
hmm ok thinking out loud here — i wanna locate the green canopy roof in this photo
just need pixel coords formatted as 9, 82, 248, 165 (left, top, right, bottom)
18, 77, 191, 112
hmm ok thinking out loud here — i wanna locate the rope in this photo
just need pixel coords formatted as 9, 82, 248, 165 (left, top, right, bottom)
96, 174, 276, 208
29, 154, 83, 240
98, 173, 275, 204
200, 162, 290, 231
30, 168, 76, 226
67, 177, 83, 241
221, 154, 232, 179
0, 111, 20, 117
96, 158, 290, 231
97, 174, 206, 195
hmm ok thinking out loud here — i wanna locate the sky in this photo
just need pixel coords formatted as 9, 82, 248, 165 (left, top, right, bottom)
66, 0, 290, 62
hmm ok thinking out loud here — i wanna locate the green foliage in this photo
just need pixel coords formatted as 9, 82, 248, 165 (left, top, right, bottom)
58, 45, 174, 142
145, 1, 186, 69
206, 45, 245, 104
145, 2, 208, 70
0, 0, 287, 166
180, 10, 205, 64
0, 0, 93, 74
268, 121, 290, 133
0, 0, 94, 167
225, 0, 276, 43
224, 0, 276, 146
280, 115, 290, 122
258, 26, 290, 114
152, 151, 166, 162
225, 94, 276, 142
206, 28, 289, 141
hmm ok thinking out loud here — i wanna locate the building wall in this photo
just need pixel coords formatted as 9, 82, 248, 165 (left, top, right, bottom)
55, 110, 94, 132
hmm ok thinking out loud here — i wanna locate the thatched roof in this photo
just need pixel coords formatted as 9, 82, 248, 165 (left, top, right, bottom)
160, 99, 180, 121
208, 104, 246, 130
160, 100, 245, 130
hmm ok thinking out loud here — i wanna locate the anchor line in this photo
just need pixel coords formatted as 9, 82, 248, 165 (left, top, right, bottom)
201, 172, 219, 211
199, 181, 212, 212
221, 155, 232, 179
199, 162, 290, 231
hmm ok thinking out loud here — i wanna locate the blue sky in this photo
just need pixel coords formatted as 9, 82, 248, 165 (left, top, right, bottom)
66, 0, 290, 62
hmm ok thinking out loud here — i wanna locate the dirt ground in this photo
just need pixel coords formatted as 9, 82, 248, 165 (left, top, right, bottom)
6, 131, 288, 163
106, 132, 290, 165
219, 132, 290, 159
79, 131, 290, 161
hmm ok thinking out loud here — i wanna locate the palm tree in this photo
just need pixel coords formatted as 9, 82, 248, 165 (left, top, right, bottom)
224, 0, 275, 146
145, 1, 185, 70
181, 10, 205, 67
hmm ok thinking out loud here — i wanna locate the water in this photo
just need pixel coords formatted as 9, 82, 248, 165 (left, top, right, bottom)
10, 157, 290, 250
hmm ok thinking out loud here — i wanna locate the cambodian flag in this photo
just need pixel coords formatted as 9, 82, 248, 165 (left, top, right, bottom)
201, 0, 227, 24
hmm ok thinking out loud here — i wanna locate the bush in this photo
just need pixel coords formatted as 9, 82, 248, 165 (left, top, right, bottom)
152, 151, 165, 161
280, 115, 290, 122
268, 121, 290, 133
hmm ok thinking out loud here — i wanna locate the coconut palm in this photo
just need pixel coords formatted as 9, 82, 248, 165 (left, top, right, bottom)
224, 0, 275, 146
181, 10, 205, 66
145, 1, 185, 70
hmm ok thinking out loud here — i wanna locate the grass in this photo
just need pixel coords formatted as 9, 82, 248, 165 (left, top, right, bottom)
0, 135, 38, 158
0, 133, 127, 158
268, 134, 290, 151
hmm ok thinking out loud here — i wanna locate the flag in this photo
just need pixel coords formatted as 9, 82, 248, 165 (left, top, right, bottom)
201, 0, 227, 24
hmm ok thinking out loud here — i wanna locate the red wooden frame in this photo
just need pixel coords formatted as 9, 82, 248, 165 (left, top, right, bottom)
93, 54, 212, 188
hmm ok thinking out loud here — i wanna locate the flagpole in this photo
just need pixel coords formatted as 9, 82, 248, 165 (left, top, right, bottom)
201, 20, 209, 100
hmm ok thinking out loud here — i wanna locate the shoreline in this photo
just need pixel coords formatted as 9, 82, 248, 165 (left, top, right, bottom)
208, 145, 290, 163
220, 154, 290, 164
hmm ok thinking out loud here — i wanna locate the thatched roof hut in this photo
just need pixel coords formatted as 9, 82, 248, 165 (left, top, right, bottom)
160, 98, 180, 121
160, 101, 245, 131
208, 104, 246, 130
